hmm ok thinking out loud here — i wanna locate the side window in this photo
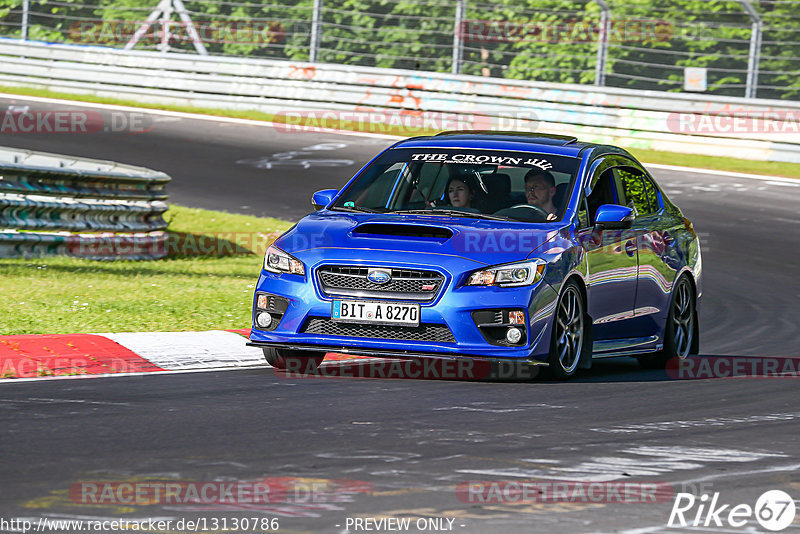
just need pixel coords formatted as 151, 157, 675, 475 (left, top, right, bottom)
615, 167, 651, 216
642, 175, 662, 213
586, 169, 617, 225
577, 195, 590, 229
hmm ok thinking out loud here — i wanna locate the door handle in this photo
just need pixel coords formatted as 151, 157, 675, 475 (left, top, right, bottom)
625, 240, 637, 257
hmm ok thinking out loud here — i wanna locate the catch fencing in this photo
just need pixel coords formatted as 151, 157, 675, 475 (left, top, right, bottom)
0, 146, 170, 259
0, 0, 799, 101
1, 40, 799, 164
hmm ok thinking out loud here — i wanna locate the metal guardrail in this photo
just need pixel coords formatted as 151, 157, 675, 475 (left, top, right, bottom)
1, 40, 799, 164
0, 146, 170, 259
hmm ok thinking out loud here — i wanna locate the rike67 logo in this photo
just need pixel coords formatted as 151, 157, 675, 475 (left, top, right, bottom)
669, 490, 796, 531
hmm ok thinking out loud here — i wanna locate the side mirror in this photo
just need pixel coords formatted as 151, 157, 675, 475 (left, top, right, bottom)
311, 189, 338, 211
595, 204, 634, 229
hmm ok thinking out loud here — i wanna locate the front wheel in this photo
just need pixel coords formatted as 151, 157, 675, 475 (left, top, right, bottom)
639, 275, 697, 369
547, 281, 588, 380
263, 347, 325, 372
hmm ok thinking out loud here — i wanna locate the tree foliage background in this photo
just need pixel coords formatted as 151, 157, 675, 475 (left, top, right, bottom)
0, 0, 797, 100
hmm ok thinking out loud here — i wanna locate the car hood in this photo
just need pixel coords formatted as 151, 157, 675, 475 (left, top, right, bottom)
273, 210, 564, 270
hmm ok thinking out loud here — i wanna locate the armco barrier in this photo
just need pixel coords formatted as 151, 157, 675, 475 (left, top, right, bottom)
1, 40, 799, 163
0, 146, 169, 259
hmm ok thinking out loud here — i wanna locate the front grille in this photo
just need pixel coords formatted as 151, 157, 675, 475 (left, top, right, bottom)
302, 318, 456, 343
317, 265, 445, 302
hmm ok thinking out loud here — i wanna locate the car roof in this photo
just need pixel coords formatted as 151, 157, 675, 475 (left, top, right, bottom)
390, 131, 635, 161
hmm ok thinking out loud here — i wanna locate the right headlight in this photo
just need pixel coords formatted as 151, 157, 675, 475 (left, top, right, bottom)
264, 245, 305, 275
465, 259, 546, 287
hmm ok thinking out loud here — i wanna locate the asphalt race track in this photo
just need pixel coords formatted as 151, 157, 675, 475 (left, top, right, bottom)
1, 96, 799, 533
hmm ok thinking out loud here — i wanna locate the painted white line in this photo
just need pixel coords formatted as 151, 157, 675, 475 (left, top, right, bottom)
668, 462, 800, 487
3, 91, 798, 184
100, 330, 266, 371
625, 446, 786, 462
456, 446, 786, 483
0, 364, 269, 385
433, 406, 527, 413
646, 162, 800, 184
0, 92, 400, 140
0, 397, 131, 406
591, 412, 800, 434
433, 405, 563, 413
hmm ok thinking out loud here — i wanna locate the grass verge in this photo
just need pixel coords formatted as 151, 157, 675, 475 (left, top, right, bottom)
0, 205, 293, 335
2, 84, 800, 180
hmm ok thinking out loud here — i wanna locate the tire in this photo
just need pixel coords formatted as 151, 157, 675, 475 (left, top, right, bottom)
263, 347, 325, 372
547, 281, 588, 380
639, 275, 697, 369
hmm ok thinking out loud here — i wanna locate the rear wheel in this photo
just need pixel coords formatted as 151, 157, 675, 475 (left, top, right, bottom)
547, 281, 587, 380
639, 275, 696, 369
263, 347, 325, 372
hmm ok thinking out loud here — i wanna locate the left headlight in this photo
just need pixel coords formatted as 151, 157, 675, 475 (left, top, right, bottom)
264, 245, 305, 275
466, 259, 546, 287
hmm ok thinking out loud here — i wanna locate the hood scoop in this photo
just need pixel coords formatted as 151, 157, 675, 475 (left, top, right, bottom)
353, 223, 454, 240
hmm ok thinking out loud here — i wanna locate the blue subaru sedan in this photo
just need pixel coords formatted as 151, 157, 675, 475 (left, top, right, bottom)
248, 132, 702, 379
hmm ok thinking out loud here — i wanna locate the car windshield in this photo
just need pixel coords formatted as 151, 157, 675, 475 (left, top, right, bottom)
332, 147, 580, 222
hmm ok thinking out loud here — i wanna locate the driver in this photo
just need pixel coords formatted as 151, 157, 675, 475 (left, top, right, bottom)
524, 170, 558, 219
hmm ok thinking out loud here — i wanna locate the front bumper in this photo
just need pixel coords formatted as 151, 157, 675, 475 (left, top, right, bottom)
249, 263, 559, 362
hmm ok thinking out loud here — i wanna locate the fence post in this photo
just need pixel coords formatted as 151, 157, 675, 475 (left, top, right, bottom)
21, 0, 29, 41
738, 0, 762, 99
126, 0, 170, 52
452, 0, 465, 74
594, 0, 610, 86
309, 0, 322, 62
159, 2, 173, 53
172, 0, 208, 55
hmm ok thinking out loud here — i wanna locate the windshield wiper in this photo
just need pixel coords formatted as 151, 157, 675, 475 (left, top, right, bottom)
390, 209, 509, 221
330, 206, 386, 214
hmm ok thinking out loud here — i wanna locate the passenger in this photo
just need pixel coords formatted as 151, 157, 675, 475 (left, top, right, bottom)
524, 170, 558, 220
447, 177, 475, 209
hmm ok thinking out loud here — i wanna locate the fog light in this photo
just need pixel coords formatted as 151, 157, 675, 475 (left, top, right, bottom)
506, 327, 522, 344
256, 312, 273, 328
509, 311, 525, 325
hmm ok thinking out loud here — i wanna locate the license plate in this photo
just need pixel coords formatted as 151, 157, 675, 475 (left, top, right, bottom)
332, 300, 420, 326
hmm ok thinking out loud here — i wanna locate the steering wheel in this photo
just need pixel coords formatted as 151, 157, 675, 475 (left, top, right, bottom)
491, 204, 551, 221
508, 204, 549, 218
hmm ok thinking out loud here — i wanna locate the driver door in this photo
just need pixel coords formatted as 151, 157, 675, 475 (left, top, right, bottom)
578, 166, 638, 342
